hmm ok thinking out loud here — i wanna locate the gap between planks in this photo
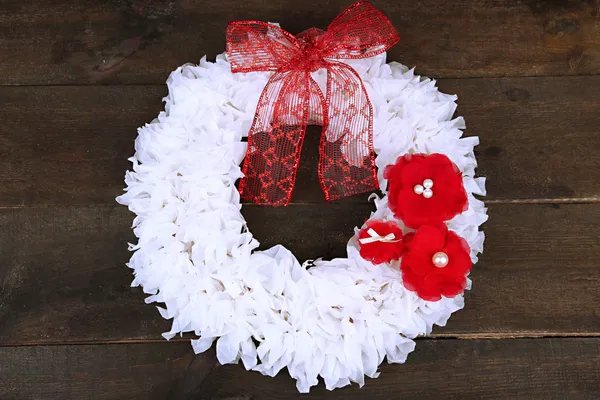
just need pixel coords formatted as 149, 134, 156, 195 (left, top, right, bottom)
0, 197, 600, 209
3, 332, 600, 348
2, 74, 600, 88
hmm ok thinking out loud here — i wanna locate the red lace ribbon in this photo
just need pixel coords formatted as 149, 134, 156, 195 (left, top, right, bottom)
226, 1, 399, 205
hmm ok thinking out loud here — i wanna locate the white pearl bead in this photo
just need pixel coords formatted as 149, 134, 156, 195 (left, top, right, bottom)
423, 188, 433, 198
432, 251, 449, 268
413, 184, 424, 195
423, 179, 434, 189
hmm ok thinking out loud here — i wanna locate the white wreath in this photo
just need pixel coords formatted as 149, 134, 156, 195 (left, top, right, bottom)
117, 52, 487, 392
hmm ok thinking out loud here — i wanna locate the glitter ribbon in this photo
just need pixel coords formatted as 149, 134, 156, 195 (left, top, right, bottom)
226, 1, 399, 205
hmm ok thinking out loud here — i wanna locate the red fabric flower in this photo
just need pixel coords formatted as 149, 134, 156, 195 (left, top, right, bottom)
358, 219, 404, 264
400, 224, 471, 301
384, 153, 468, 228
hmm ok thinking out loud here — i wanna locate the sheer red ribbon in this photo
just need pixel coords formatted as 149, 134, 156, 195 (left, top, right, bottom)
226, 1, 399, 205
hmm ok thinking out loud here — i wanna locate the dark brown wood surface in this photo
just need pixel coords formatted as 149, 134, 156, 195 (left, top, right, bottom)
1, 0, 599, 398
2, 339, 599, 399
1, 0, 599, 84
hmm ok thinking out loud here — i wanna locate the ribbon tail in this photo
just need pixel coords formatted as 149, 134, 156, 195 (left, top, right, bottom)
318, 62, 379, 201
239, 70, 311, 206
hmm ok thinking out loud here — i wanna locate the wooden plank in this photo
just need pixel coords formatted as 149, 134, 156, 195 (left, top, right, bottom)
1, 76, 600, 206
0, 341, 209, 400
0, 85, 165, 206
1, 0, 599, 85
439, 76, 600, 201
201, 338, 600, 399
1, 338, 599, 399
0, 205, 169, 343
1, 202, 600, 345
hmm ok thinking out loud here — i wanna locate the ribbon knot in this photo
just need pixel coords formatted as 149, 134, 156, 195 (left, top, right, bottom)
226, 1, 399, 205
299, 48, 324, 72
295, 44, 325, 72
296, 29, 327, 71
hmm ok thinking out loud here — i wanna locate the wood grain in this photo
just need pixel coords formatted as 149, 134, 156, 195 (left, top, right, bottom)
202, 338, 600, 400
1, 202, 599, 345
2, 0, 599, 397
440, 76, 600, 201
0, 85, 165, 206
1, 76, 600, 206
1, 0, 599, 85
1, 338, 599, 399
0, 341, 210, 400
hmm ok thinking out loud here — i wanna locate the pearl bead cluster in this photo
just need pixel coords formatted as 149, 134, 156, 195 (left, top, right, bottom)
413, 178, 434, 198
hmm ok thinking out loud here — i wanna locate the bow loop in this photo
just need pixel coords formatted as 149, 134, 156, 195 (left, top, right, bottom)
321, 1, 399, 59
226, 21, 301, 72
227, 1, 399, 206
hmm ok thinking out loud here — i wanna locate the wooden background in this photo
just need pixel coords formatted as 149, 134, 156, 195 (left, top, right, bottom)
1, 0, 600, 398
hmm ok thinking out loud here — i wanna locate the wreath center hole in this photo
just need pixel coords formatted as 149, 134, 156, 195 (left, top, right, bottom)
240, 125, 376, 262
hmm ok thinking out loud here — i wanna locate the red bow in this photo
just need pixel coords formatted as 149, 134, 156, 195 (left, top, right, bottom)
226, 1, 399, 205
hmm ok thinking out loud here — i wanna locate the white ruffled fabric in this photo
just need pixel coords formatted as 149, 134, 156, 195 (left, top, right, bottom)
117, 52, 487, 392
